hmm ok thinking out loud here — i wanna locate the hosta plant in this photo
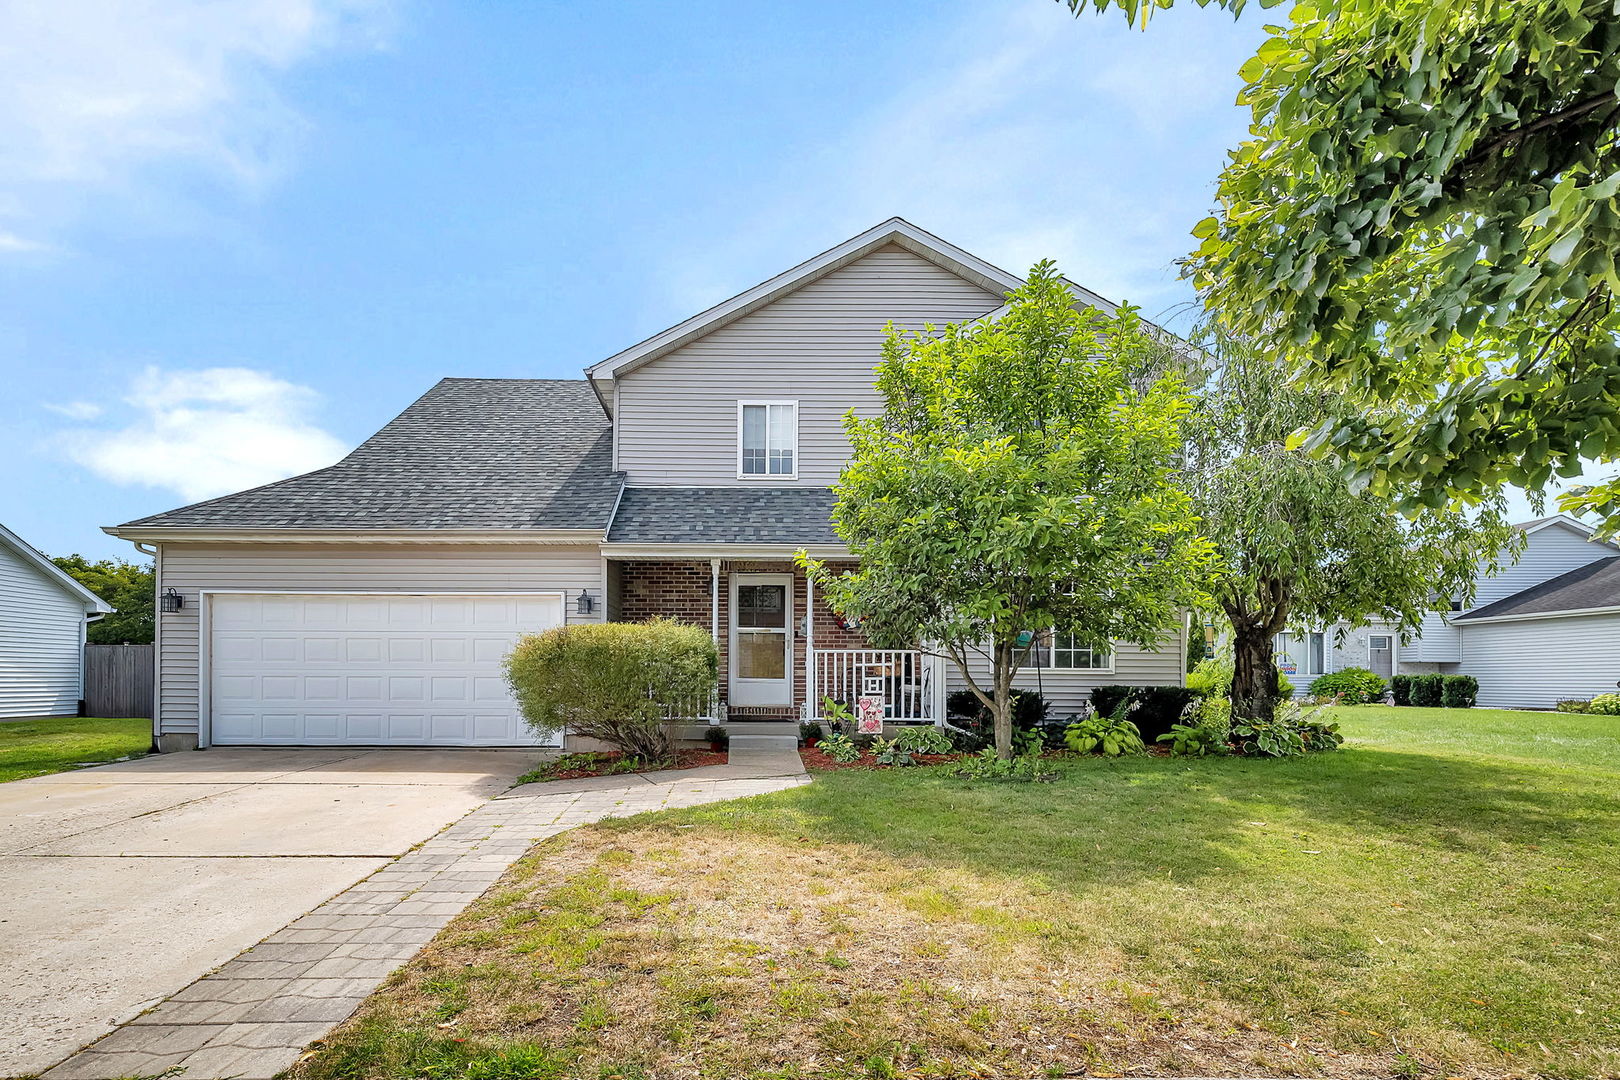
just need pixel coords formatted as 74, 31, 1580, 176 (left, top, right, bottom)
1064, 713, 1146, 757
870, 736, 915, 767
893, 725, 953, 755
1157, 722, 1226, 757
818, 731, 862, 763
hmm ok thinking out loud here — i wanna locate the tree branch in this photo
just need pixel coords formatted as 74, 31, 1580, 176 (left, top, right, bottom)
1458, 92, 1617, 173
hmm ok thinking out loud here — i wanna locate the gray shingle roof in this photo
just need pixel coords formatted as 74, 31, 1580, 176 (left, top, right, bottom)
119, 379, 622, 530
1455, 556, 1620, 621
606, 487, 840, 545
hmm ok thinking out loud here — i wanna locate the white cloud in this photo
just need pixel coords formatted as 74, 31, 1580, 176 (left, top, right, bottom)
0, 0, 392, 246
43, 400, 104, 420
656, 0, 1262, 326
0, 229, 48, 252
58, 366, 348, 502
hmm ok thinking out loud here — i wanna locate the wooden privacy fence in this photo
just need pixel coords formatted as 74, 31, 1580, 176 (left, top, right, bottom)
84, 644, 154, 719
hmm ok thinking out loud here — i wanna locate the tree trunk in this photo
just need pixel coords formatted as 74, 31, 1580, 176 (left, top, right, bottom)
1231, 625, 1279, 723
992, 641, 1015, 759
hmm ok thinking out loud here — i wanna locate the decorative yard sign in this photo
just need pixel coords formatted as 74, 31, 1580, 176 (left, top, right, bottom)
857, 695, 885, 734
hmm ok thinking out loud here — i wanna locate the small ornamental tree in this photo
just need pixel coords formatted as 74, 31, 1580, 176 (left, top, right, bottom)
1184, 333, 1520, 722
801, 263, 1215, 759
504, 619, 717, 763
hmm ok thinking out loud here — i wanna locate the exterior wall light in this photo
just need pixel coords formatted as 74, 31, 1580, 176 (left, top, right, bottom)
576, 590, 596, 615
160, 588, 184, 613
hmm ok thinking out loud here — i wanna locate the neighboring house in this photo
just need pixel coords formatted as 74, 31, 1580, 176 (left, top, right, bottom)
104, 218, 1186, 752
1279, 515, 1619, 708
0, 523, 114, 719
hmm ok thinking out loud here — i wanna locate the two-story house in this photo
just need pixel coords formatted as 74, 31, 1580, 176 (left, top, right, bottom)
105, 219, 1187, 752
1278, 514, 1620, 708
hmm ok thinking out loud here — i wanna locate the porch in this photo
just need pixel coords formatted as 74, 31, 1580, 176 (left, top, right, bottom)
606, 557, 945, 726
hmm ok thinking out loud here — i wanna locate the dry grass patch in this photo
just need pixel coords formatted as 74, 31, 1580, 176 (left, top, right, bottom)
299, 826, 1372, 1080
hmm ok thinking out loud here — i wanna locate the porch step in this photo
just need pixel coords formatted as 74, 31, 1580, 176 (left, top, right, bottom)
730, 731, 800, 751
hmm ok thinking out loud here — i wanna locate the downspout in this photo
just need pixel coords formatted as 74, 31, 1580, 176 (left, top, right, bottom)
805, 571, 815, 722
125, 540, 160, 749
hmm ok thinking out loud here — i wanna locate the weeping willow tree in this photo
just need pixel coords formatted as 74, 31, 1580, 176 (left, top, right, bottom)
1185, 334, 1521, 721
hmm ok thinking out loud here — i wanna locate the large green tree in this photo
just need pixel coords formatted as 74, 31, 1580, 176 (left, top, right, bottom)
1066, 0, 1620, 524
802, 263, 1214, 758
52, 554, 154, 644
1185, 334, 1520, 721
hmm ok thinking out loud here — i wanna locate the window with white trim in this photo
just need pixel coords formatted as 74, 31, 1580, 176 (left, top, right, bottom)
1275, 631, 1326, 677
1032, 630, 1113, 671
739, 401, 797, 478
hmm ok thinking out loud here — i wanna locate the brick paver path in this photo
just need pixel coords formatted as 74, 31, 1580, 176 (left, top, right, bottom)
42, 746, 807, 1080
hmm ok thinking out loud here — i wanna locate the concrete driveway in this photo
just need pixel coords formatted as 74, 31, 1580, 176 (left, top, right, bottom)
0, 747, 535, 1077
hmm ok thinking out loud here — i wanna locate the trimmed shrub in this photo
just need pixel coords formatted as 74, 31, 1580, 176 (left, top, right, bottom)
944, 690, 1048, 730
1588, 693, 1620, 715
1088, 685, 1202, 742
505, 618, 717, 763
1441, 674, 1479, 709
1390, 673, 1413, 706
1555, 698, 1594, 713
1410, 672, 1445, 707
1307, 667, 1386, 705
706, 725, 730, 750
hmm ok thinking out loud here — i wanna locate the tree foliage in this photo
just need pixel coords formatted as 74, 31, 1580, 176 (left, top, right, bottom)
802, 263, 1215, 758
52, 554, 153, 644
1184, 332, 1520, 720
1065, 0, 1620, 525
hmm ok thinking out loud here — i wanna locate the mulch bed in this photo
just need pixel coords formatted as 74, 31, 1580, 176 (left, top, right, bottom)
798, 744, 964, 771
538, 748, 727, 781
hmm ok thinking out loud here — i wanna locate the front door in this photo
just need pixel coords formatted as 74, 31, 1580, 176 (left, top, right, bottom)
1368, 634, 1393, 678
729, 573, 794, 707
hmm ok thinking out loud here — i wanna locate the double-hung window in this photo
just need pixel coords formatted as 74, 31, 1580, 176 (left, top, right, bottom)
738, 401, 797, 479
1031, 630, 1113, 672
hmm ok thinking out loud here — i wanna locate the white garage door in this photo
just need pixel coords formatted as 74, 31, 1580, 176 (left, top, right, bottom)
209, 592, 564, 746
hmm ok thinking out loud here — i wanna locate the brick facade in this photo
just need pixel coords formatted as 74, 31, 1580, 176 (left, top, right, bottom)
613, 558, 879, 721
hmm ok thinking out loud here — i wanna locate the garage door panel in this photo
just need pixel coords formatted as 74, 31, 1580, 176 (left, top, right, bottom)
209, 593, 562, 746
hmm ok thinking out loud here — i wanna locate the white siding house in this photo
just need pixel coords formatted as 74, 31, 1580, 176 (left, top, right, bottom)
1283, 516, 1620, 707
0, 523, 114, 719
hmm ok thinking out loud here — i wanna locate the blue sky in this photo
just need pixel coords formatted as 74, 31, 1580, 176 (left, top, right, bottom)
4, 0, 1284, 559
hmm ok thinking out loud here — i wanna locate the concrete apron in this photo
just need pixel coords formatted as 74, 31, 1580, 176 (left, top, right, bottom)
0, 748, 534, 1079
33, 744, 809, 1080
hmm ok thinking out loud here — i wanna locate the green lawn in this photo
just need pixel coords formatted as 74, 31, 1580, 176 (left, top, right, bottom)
0, 716, 151, 783
296, 705, 1620, 1080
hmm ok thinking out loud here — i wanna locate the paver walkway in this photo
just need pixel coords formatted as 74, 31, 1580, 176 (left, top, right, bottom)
41, 743, 808, 1080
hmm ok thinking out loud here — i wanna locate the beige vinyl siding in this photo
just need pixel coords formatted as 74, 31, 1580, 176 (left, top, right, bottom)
1459, 612, 1620, 709
948, 632, 1187, 717
154, 543, 605, 736
0, 541, 87, 718
614, 244, 1003, 486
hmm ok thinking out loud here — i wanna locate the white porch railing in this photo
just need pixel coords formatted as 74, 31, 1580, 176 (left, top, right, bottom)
663, 689, 720, 724
811, 649, 946, 724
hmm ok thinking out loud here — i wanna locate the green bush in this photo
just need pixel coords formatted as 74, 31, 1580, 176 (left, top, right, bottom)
944, 690, 1048, 729
1307, 667, 1386, 705
819, 731, 861, 762
1229, 701, 1344, 758
1409, 672, 1445, 707
870, 736, 915, 766
1157, 722, 1227, 757
1441, 673, 1479, 709
1064, 708, 1146, 756
1555, 698, 1594, 713
893, 725, 953, 755
1588, 693, 1620, 715
951, 748, 1057, 782
706, 725, 729, 750
1390, 674, 1413, 706
1185, 656, 1232, 696
1088, 685, 1202, 742
504, 618, 716, 763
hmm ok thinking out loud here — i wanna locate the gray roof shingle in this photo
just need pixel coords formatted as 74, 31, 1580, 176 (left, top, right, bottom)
1455, 556, 1620, 621
606, 487, 840, 545
118, 378, 622, 530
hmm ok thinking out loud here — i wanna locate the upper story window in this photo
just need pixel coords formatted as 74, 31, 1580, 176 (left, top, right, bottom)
738, 401, 797, 479
1031, 630, 1113, 672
